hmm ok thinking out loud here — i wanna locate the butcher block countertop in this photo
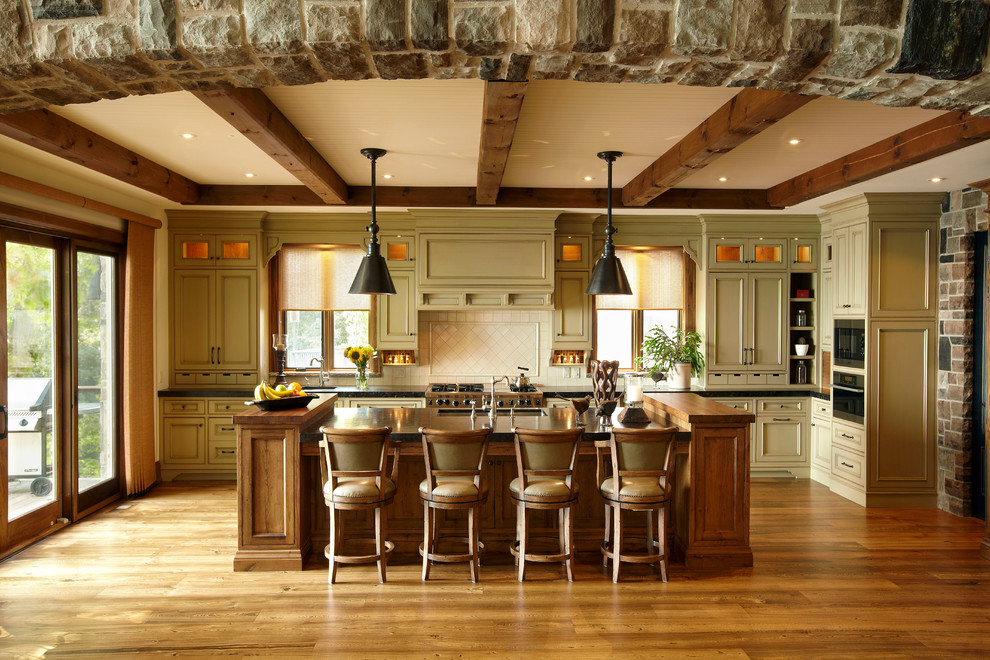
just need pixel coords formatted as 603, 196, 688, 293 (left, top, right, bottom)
231, 393, 337, 427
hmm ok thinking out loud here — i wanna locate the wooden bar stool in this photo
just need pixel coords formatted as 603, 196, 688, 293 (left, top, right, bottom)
317, 426, 398, 584
597, 426, 678, 582
510, 427, 582, 581
418, 426, 492, 582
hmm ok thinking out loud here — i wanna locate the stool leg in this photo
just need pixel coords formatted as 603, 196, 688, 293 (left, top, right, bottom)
659, 502, 668, 583
646, 507, 656, 557
375, 505, 387, 584
602, 503, 611, 567
612, 506, 622, 583
328, 506, 340, 584
517, 502, 527, 582
469, 504, 480, 583
564, 506, 575, 582
422, 501, 432, 581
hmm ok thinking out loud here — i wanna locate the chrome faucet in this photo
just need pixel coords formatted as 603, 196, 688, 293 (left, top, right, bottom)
310, 357, 326, 386
489, 375, 510, 421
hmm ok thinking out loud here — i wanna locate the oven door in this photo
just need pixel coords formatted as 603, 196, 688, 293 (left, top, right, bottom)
832, 371, 865, 424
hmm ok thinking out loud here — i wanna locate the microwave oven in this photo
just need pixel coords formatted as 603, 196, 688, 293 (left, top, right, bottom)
834, 319, 866, 369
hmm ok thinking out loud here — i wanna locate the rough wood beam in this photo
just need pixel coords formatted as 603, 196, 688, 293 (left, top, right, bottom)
0, 171, 162, 228
193, 88, 348, 205
476, 81, 528, 205
622, 89, 816, 207
196, 185, 772, 210
769, 111, 990, 208
0, 109, 200, 204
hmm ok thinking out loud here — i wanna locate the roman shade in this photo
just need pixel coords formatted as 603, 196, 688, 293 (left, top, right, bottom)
595, 248, 684, 310
279, 245, 371, 311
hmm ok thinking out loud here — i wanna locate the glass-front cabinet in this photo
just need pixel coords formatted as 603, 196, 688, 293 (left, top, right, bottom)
707, 237, 787, 270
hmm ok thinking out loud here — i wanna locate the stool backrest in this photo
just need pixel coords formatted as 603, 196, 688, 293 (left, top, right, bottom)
513, 427, 582, 496
590, 359, 619, 405
609, 427, 678, 498
419, 426, 491, 492
318, 426, 395, 497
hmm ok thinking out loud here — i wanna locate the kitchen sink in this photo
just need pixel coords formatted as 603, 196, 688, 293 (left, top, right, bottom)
436, 408, 547, 416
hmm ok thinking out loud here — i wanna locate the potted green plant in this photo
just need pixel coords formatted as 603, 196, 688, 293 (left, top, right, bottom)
636, 327, 705, 390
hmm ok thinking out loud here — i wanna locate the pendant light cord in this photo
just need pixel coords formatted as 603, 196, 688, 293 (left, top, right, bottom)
598, 150, 622, 259
361, 147, 387, 258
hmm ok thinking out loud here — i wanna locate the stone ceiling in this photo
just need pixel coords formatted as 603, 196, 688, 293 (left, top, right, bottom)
1, 0, 989, 116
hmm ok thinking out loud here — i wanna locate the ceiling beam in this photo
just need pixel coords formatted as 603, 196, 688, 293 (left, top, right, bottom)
0, 109, 200, 204
769, 111, 990, 208
193, 88, 349, 205
476, 81, 528, 205
195, 185, 773, 210
622, 88, 816, 207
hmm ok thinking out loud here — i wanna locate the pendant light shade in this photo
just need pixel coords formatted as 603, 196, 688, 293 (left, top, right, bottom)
586, 151, 632, 296
349, 147, 396, 295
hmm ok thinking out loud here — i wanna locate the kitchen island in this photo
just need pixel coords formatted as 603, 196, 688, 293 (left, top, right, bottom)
232, 392, 754, 572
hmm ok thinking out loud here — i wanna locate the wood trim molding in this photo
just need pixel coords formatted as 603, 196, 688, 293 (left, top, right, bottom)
476, 81, 528, 205
0, 200, 125, 244
769, 112, 990, 208
0, 172, 162, 228
622, 89, 815, 207
193, 88, 348, 205
0, 109, 200, 204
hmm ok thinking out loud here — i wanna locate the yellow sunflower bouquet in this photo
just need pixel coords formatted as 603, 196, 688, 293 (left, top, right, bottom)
344, 345, 375, 390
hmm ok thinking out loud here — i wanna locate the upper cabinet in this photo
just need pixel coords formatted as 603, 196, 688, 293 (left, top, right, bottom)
707, 237, 787, 271
790, 238, 817, 271
173, 233, 258, 268
377, 270, 417, 349
555, 235, 591, 270
869, 221, 937, 319
706, 272, 787, 381
833, 222, 868, 316
553, 271, 592, 347
382, 235, 415, 268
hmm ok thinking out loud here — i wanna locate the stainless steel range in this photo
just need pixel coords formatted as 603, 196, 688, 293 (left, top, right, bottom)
425, 383, 543, 409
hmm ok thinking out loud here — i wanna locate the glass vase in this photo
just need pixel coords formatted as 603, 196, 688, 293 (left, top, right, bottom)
354, 368, 369, 391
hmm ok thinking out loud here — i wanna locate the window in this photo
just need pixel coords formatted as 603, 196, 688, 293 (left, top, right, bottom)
276, 245, 373, 372
594, 248, 690, 370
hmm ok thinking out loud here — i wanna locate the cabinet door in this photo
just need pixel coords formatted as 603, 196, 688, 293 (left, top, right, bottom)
173, 234, 215, 267
820, 269, 833, 349
755, 416, 806, 464
790, 239, 816, 271
749, 274, 786, 371
216, 270, 258, 372
215, 234, 258, 268
708, 273, 747, 371
173, 270, 216, 371
870, 221, 937, 318
834, 223, 867, 315
749, 239, 787, 270
162, 417, 206, 465
382, 235, 415, 268
822, 233, 834, 270
378, 270, 417, 348
555, 235, 591, 270
811, 415, 831, 471
553, 271, 591, 346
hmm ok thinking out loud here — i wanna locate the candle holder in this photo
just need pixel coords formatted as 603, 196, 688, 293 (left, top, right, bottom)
623, 372, 644, 407
272, 334, 288, 386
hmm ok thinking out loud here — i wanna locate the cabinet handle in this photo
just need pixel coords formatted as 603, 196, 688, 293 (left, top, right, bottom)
220, 449, 235, 455
772, 418, 791, 422
198, 423, 203, 427
221, 427, 235, 431
217, 346, 221, 364
210, 347, 215, 364
840, 433, 855, 439
840, 461, 854, 468
842, 304, 851, 308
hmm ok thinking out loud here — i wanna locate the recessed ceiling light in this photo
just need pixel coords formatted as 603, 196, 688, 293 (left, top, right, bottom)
180, 133, 196, 139
718, 177, 728, 182
788, 138, 801, 145
383, 174, 393, 179
244, 173, 255, 178
930, 177, 945, 183
584, 176, 593, 181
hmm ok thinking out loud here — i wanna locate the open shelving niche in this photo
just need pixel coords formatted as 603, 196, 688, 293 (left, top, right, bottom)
788, 272, 816, 385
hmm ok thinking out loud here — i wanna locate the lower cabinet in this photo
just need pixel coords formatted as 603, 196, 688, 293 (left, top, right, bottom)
713, 396, 809, 477
160, 397, 250, 480
810, 398, 832, 485
829, 419, 867, 503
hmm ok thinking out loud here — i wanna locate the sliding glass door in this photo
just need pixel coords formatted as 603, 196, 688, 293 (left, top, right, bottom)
1, 227, 121, 555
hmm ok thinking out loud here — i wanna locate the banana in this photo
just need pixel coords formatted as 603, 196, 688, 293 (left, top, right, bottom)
254, 383, 268, 400
264, 383, 295, 399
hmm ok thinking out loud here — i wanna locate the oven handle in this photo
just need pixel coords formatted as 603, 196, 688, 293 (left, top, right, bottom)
831, 383, 865, 393
0, 404, 6, 440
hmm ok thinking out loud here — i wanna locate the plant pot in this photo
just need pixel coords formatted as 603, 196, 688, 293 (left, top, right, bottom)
667, 362, 692, 390
794, 344, 809, 356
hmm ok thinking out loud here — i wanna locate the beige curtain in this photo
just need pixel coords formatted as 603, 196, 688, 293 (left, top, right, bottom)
596, 247, 684, 310
279, 245, 371, 311
122, 221, 157, 495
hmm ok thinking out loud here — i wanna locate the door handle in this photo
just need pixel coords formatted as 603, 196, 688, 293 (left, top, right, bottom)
217, 346, 221, 364
0, 404, 6, 440
210, 346, 215, 364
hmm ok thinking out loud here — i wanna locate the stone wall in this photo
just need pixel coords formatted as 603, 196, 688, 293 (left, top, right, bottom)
1, 0, 990, 115
938, 188, 988, 516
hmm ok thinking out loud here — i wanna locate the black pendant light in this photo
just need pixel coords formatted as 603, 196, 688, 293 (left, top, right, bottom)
586, 150, 632, 295
349, 147, 396, 295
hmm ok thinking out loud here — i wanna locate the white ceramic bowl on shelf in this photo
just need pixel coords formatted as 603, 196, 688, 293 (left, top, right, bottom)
794, 344, 810, 356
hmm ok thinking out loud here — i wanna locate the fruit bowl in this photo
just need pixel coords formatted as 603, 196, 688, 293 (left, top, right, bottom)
245, 394, 318, 411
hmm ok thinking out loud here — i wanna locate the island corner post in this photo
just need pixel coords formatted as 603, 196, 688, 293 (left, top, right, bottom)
231, 392, 754, 572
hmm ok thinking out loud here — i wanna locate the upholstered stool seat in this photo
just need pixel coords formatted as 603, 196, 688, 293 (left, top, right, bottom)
597, 426, 678, 583
510, 427, 582, 582
419, 426, 492, 582
317, 426, 398, 584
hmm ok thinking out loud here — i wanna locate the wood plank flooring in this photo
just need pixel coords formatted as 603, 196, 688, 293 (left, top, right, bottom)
1, 479, 988, 658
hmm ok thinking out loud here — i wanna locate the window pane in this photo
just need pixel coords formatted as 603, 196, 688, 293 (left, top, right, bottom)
643, 309, 680, 339
285, 310, 324, 369
595, 309, 633, 369
332, 311, 370, 370
76, 251, 116, 494
6, 241, 57, 519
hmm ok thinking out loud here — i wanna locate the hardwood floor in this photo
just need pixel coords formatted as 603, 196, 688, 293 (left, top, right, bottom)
1, 478, 988, 658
